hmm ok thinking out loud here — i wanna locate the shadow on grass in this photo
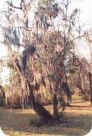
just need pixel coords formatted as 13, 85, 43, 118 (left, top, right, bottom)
0, 107, 92, 136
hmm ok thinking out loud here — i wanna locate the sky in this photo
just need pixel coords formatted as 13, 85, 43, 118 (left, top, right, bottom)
54, 0, 92, 31
74, 38, 91, 63
0, 0, 91, 30
0, 67, 10, 85
70, 0, 92, 30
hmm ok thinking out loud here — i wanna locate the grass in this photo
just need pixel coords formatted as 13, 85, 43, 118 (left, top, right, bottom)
0, 95, 92, 136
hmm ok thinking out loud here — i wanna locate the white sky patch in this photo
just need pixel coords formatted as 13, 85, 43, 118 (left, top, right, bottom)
55, 0, 92, 31
12, 0, 21, 7
28, 0, 39, 27
70, 0, 92, 30
74, 38, 92, 63
0, 67, 10, 85
0, 45, 8, 59
0, 0, 8, 11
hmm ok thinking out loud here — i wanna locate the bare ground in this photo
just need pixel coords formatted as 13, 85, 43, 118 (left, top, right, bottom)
0, 96, 92, 136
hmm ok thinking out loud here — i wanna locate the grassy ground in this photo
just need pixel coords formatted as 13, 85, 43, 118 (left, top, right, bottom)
0, 95, 92, 136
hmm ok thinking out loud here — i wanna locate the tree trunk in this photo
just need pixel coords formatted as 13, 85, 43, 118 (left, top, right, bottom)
89, 72, 92, 104
28, 82, 54, 121
53, 93, 58, 118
